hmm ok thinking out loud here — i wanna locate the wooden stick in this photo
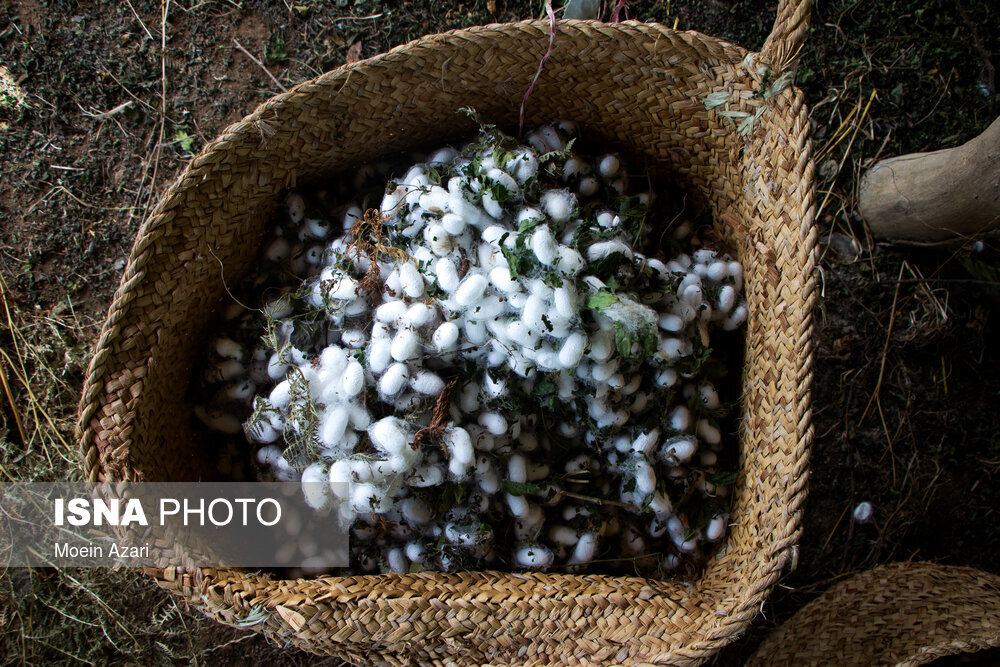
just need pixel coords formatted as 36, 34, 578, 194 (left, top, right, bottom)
860, 115, 1000, 241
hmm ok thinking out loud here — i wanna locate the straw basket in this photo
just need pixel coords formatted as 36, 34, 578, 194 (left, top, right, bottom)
77, 2, 816, 663
748, 562, 1000, 666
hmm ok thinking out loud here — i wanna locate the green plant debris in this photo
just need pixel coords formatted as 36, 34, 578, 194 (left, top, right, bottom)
265, 32, 287, 64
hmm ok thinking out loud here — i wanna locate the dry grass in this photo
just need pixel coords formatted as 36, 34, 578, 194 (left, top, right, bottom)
0, 275, 95, 482
0, 287, 328, 664
0, 279, 210, 665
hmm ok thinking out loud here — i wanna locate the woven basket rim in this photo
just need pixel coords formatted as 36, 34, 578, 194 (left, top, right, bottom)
77, 9, 816, 664
748, 562, 1000, 667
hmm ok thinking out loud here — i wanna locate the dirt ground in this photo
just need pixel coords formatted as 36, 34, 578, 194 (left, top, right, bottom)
1, 0, 998, 664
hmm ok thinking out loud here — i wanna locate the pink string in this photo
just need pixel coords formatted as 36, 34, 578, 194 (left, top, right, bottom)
518, 0, 557, 141
610, 0, 628, 22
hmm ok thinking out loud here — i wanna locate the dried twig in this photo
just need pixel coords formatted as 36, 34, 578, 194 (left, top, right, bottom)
78, 101, 134, 121
544, 489, 634, 509
411, 380, 459, 450
857, 262, 905, 427
233, 39, 289, 93
123, 0, 154, 41
136, 0, 171, 234
350, 207, 410, 302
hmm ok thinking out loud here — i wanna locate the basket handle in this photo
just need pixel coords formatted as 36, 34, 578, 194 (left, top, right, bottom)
759, 0, 811, 71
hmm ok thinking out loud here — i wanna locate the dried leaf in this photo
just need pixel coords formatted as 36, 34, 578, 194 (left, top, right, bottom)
704, 92, 730, 109
345, 41, 363, 64
765, 71, 796, 99
737, 106, 767, 137
275, 605, 306, 632
411, 379, 458, 450
458, 247, 470, 279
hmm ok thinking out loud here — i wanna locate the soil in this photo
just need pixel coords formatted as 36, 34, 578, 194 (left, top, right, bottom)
1, 0, 998, 664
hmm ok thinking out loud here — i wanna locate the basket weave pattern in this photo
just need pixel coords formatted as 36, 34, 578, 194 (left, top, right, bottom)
78, 5, 816, 664
748, 562, 1000, 666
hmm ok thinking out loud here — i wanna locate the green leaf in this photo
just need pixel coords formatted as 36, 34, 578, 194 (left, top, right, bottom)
686, 505, 711, 539
586, 291, 618, 309
675, 346, 713, 375
542, 271, 564, 288
518, 216, 544, 233
610, 320, 658, 360
173, 128, 194, 153
641, 329, 659, 357
500, 234, 538, 281
503, 481, 543, 496
488, 180, 509, 204
738, 106, 768, 138
265, 32, 287, 64
534, 380, 557, 397
622, 477, 636, 494
707, 471, 738, 487
699, 357, 729, 384
458, 106, 482, 124
614, 322, 635, 358
440, 482, 466, 509
501, 244, 523, 279
765, 71, 795, 99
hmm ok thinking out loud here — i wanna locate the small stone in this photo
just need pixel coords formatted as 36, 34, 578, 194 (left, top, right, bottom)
562, 0, 600, 19
827, 233, 860, 262
819, 159, 838, 181
853, 501, 873, 524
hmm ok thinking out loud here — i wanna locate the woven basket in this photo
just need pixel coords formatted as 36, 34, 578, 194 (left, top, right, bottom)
748, 562, 1000, 666
77, 3, 816, 664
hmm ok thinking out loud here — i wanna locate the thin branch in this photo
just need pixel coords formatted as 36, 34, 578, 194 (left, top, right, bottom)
123, 0, 155, 41
233, 39, 289, 93
857, 261, 905, 426
78, 101, 134, 121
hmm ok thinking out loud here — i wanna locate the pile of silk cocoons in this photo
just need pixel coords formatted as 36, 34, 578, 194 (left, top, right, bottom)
196, 121, 747, 576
